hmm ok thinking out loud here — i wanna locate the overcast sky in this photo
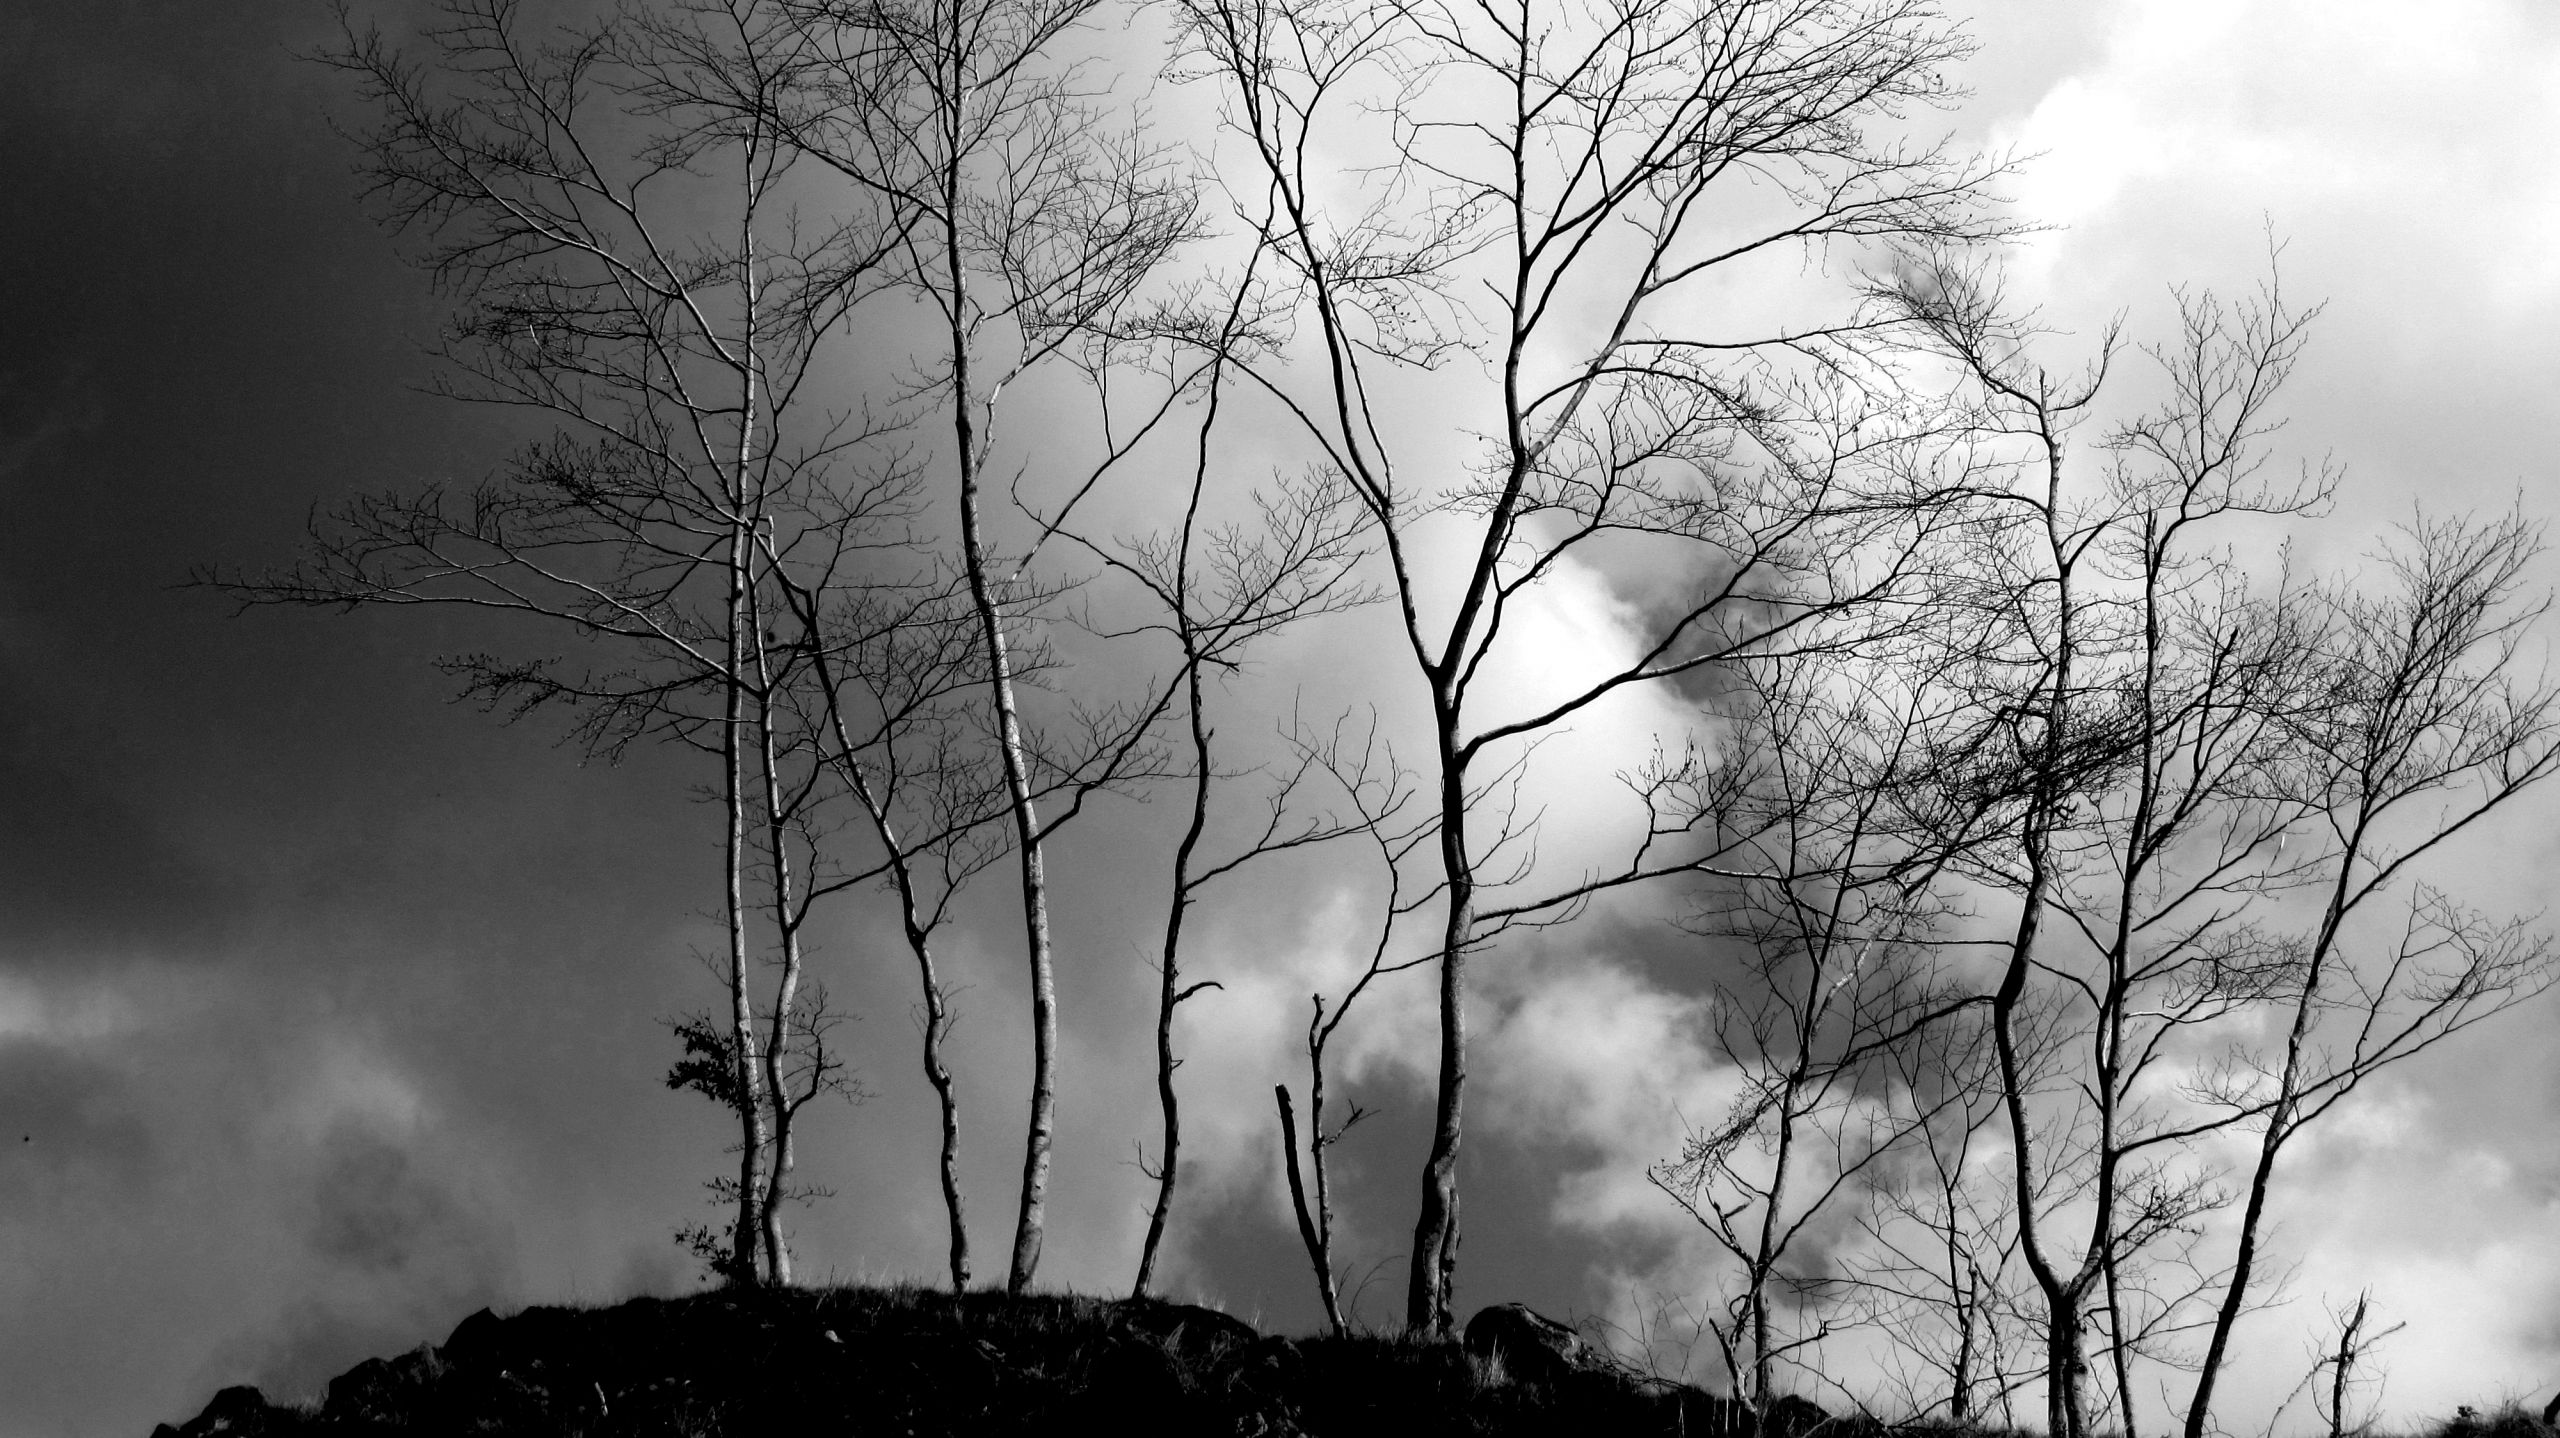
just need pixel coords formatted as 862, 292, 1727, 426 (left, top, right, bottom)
6, 3, 2560, 1435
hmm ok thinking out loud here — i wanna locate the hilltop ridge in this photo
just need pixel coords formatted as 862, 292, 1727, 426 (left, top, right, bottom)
149, 1284, 1806, 1436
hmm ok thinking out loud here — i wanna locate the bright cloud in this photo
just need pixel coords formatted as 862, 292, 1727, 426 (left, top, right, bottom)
1474, 957, 1736, 1238
2001, 1, 2560, 324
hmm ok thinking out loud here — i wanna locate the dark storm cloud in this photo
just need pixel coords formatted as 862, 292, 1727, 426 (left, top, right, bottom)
0, 363, 105, 485
308, 1122, 508, 1275
240, 1233, 514, 1402
229, 1298, 488, 1409
0, 6, 743, 1430
194, 1116, 520, 1405
0, 663, 236, 957
0, 1041, 154, 1201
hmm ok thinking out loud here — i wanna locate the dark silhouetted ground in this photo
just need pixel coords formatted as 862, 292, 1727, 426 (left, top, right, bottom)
149, 1285, 1805, 1436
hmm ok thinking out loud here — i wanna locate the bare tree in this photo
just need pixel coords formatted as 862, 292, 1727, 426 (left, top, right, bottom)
2177, 509, 2560, 1438
1111, 489, 1374, 1298
1647, 643, 1986, 1415
1876, 255, 2331, 1438
1845, 1000, 2038, 1427
1277, 714, 1440, 1334
1882, 253, 2560, 1438
2314, 1293, 2401, 1438
760, 425, 1207, 1292
777, 0, 1199, 1293
1171, 0, 2012, 1333
1029, 268, 1378, 1297
774, 558, 1011, 1290
223, 0, 907, 1285
2251, 1291, 2404, 1438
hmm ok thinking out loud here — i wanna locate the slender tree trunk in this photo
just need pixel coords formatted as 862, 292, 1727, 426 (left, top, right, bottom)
2183, 1096, 2287, 1438
2328, 1293, 2368, 1438
754, 644, 803, 1287
867, 798, 972, 1290
2088, 1024, 2128, 1438
2096, 528, 2172, 1438
1307, 1016, 1347, 1337
1751, 1085, 1803, 1415
723, 128, 773, 1287
1991, 1299, 2019, 1430
1133, 663, 1213, 1297
1995, 792, 2088, 1438
2186, 859, 2355, 1438
1993, 435, 2084, 1438
2104, 1240, 2134, 1438
1408, 705, 1472, 1334
1133, 326, 1236, 1299
926, 32, 1058, 1293
970, 432, 1058, 1299
1950, 1254, 1976, 1426
1277, 1085, 1346, 1333
724, 515, 770, 1286
798, 611, 974, 1292
941, 212, 1058, 1300
1398, 164, 1551, 1334
1402, 263, 1542, 1332
914, 918, 971, 1290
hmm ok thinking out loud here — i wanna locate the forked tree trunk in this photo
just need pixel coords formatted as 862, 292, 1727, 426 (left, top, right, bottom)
1996, 437, 2083, 1438
2328, 1293, 2369, 1438
901, 854, 977, 1279
940, 184, 1059, 1296
966, 439, 1059, 1299
796, 602, 975, 1293
2048, 1299, 2091, 1438
1275, 1085, 1346, 1333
